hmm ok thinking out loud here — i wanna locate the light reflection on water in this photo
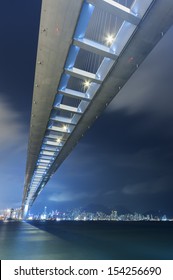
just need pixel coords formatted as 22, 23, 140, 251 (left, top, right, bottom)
0, 221, 173, 260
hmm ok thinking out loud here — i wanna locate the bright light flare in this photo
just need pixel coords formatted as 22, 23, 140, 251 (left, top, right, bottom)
105, 34, 114, 46
63, 125, 68, 131
83, 80, 91, 90
56, 138, 61, 144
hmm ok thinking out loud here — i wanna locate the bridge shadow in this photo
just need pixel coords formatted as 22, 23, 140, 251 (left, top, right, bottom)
27, 221, 112, 245
27, 220, 140, 259
26, 220, 173, 259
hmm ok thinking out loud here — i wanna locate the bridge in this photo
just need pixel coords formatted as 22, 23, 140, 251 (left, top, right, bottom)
22, 0, 173, 217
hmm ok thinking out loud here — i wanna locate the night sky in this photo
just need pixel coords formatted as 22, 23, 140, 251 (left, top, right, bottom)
0, 1, 173, 215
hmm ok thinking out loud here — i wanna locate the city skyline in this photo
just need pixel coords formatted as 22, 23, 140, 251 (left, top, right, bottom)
0, 0, 173, 215
0, 205, 169, 222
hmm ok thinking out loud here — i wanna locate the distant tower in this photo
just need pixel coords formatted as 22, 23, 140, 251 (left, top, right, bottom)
10, 208, 14, 219
110, 210, 118, 220
43, 206, 47, 219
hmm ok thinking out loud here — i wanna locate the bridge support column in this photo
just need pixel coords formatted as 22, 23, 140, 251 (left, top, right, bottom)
22, 204, 29, 220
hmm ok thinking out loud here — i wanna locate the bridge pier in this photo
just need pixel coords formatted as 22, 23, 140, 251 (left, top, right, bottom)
21, 204, 29, 220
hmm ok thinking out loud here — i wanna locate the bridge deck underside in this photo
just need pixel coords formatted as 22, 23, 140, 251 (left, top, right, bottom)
23, 0, 173, 212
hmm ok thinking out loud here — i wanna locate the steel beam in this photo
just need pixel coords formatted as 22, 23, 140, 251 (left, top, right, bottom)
45, 135, 65, 143
40, 150, 55, 155
87, 0, 140, 25
50, 115, 76, 125
48, 125, 71, 134
73, 38, 117, 59
41, 146, 59, 151
44, 141, 62, 147
54, 103, 83, 114
59, 88, 91, 101
65, 67, 102, 84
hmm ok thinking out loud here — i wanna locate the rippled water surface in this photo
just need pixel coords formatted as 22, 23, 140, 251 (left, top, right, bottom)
0, 221, 173, 259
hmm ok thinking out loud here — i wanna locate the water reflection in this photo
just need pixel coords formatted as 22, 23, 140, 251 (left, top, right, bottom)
0, 221, 173, 259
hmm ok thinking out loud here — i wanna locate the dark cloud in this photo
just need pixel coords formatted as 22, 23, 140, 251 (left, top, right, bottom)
122, 176, 172, 195
107, 25, 173, 118
0, 96, 27, 150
